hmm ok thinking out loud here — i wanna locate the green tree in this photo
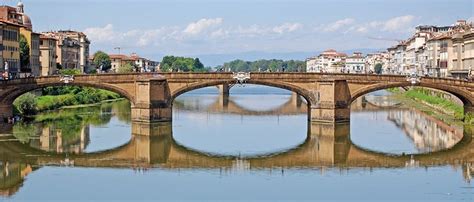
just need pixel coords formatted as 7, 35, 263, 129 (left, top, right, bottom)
93, 51, 112, 72
19, 34, 30, 72
220, 59, 306, 72
171, 59, 190, 72
160, 56, 208, 72
374, 63, 383, 74
56, 63, 63, 70
193, 58, 204, 71
160, 56, 176, 72
117, 62, 134, 73
59, 69, 81, 75
14, 93, 37, 115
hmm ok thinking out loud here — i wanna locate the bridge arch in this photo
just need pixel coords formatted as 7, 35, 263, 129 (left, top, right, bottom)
170, 79, 314, 107
350, 82, 474, 108
0, 81, 136, 119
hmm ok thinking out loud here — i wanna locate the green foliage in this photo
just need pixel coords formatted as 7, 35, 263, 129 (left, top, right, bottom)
35, 88, 121, 112
386, 88, 400, 93
117, 62, 135, 73
93, 51, 112, 71
404, 88, 464, 120
42, 86, 82, 95
374, 63, 383, 74
13, 122, 39, 143
13, 93, 37, 115
219, 59, 306, 72
13, 100, 130, 145
193, 58, 205, 71
14, 87, 121, 115
465, 112, 474, 124
59, 68, 81, 75
19, 34, 30, 72
160, 56, 206, 72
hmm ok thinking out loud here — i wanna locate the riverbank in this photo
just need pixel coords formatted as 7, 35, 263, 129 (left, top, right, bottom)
388, 87, 471, 125
13, 86, 122, 116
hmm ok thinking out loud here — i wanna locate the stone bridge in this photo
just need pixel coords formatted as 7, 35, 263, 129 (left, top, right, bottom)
0, 73, 473, 124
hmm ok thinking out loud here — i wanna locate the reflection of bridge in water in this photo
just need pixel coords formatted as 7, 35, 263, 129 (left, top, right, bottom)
1, 123, 473, 196
1, 93, 473, 195
174, 92, 401, 116
0, 122, 473, 169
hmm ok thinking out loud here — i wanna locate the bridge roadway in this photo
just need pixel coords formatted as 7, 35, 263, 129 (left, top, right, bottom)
0, 73, 473, 125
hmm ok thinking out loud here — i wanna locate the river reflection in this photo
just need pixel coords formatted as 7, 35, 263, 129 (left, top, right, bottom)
0, 86, 473, 200
12, 100, 132, 154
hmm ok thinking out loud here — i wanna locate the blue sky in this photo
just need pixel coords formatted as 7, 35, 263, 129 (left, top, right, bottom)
13, 0, 474, 62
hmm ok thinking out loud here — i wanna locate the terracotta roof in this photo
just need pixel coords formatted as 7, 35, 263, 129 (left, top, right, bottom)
0, 19, 26, 28
320, 49, 347, 57
39, 34, 57, 40
109, 54, 136, 61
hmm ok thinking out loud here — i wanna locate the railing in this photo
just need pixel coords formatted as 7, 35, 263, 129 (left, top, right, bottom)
0, 72, 471, 87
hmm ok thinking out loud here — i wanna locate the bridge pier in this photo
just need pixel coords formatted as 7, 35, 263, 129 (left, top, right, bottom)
131, 122, 172, 136
130, 122, 172, 163
0, 104, 13, 121
310, 80, 351, 123
290, 92, 303, 107
0, 122, 13, 135
218, 93, 229, 109
131, 79, 172, 123
217, 84, 230, 96
308, 122, 350, 165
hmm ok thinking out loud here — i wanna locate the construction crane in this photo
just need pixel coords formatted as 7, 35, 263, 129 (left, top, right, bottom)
114, 47, 130, 55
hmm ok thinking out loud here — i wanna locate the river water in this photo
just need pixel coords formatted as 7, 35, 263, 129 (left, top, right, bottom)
0, 85, 472, 201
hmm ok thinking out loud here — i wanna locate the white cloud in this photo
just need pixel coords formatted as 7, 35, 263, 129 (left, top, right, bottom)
272, 23, 303, 34
84, 24, 117, 42
382, 15, 415, 31
235, 24, 266, 37
324, 18, 355, 32
349, 15, 417, 34
183, 18, 223, 35
83, 16, 420, 56
210, 28, 229, 38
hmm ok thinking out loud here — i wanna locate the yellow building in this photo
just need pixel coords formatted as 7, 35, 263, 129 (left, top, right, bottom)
0, 2, 33, 77
0, 21, 21, 76
109, 54, 135, 72
19, 27, 41, 76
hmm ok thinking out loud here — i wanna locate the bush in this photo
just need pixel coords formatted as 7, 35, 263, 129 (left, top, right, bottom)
117, 62, 135, 73
404, 88, 464, 120
465, 113, 474, 124
15, 86, 123, 115
59, 69, 81, 75
14, 93, 38, 115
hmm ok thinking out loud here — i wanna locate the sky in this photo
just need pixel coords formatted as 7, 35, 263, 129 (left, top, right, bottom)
11, 0, 474, 64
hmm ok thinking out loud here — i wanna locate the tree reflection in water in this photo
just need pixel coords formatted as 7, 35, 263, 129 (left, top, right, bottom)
12, 100, 131, 154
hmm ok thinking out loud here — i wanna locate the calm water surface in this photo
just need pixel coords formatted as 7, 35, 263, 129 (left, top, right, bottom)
0, 85, 472, 201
